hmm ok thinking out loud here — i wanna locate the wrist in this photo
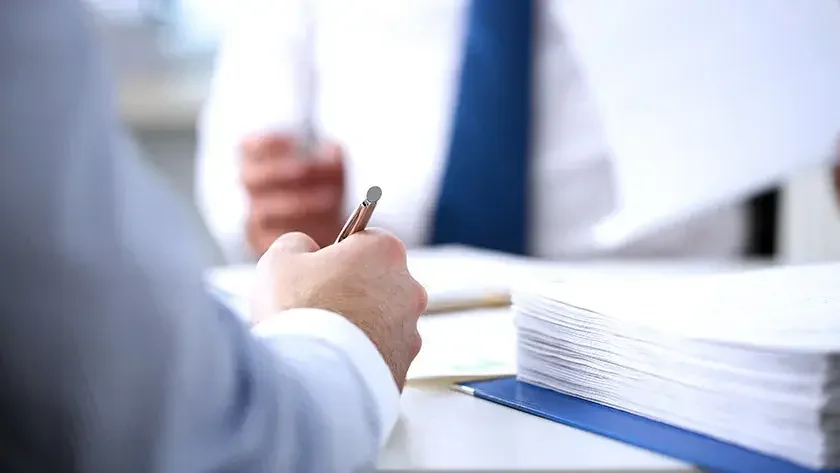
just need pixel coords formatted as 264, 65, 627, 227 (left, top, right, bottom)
253, 308, 401, 446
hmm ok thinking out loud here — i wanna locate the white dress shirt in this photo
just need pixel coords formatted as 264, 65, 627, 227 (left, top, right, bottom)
255, 308, 400, 448
196, 0, 748, 263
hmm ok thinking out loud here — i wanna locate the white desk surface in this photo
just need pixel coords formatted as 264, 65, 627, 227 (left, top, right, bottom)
381, 384, 696, 472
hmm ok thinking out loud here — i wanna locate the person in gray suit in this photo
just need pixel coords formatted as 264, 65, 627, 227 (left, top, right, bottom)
0, 1, 426, 472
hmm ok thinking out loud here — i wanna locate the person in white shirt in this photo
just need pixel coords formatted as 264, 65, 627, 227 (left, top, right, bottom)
196, 0, 750, 263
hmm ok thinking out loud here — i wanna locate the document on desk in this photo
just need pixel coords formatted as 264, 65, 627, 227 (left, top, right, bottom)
513, 262, 840, 471
558, 0, 840, 246
407, 308, 517, 383
205, 255, 521, 382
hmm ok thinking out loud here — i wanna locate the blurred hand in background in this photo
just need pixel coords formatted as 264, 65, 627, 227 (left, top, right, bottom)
241, 133, 345, 255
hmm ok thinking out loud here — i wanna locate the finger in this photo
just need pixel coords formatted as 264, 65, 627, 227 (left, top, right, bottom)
241, 157, 310, 190
240, 133, 306, 189
315, 142, 342, 163
413, 278, 429, 316
403, 324, 423, 361
266, 231, 321, 256
367, 228, 408, 264
335, 228, 408, 266
249, 186, 341, 224
241, 133, 295, 161
241, 154, 343, 191
317, 143, 343, 164
303, 144, 345, 180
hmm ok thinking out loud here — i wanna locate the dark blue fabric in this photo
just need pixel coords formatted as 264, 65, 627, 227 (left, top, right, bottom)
429, 0, 534, 255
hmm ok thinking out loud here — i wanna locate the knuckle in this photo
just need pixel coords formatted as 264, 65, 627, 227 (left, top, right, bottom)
413, 282, 429, 314
286, 231, 317, 247
273, 231, 303, 247
278, 230, 309, 241
373, 232, 407, 262
410, 331, 423, 357
268, 231, 319, 255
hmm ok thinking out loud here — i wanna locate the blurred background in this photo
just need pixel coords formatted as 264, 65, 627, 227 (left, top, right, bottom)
88, 0, 225, 261
89, 0, 840, 266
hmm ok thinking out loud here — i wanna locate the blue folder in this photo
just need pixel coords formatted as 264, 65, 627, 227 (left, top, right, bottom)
458, 376, 838, 473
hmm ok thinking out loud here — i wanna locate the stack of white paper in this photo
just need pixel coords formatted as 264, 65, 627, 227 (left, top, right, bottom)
514, 263, 840, 470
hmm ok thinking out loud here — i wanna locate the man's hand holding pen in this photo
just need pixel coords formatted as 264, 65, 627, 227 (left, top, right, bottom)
240, 133, 346, 255
251, 211, 428, 391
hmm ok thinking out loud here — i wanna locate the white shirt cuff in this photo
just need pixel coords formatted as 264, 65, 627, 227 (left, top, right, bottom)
252, 308, 400, 447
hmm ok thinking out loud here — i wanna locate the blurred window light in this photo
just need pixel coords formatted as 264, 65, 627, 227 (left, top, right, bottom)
171, 0, 229, 53
84, 0, 229, 55
83, 0, 170, 24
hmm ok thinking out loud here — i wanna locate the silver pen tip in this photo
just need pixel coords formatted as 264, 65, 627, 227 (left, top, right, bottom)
365, 186, 382, 203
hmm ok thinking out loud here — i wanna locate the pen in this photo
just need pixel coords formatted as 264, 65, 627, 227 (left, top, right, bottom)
423, 293, 511, 315
297, 2, 318, 159
334, 186, 382, 244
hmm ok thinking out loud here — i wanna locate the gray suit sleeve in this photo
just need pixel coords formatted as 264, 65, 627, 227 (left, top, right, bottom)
0, 2, 382, 472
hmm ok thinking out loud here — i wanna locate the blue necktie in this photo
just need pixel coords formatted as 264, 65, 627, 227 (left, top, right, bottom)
429, 0, 534, 255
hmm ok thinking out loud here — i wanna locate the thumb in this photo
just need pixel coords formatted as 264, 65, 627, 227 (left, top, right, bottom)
266, 231, 321, 255
251, 232, 320, 325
